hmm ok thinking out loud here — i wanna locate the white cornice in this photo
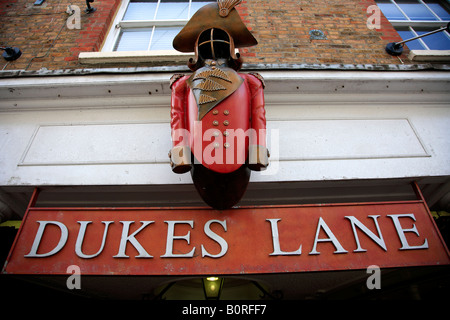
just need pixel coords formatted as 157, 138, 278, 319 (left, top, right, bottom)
0, 70, 449, 111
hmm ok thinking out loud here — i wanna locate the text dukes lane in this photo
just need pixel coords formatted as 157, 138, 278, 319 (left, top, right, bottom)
24, 214, 429, 260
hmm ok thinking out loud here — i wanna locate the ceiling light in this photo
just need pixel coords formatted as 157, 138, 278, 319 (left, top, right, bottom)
202, 277, 224, 300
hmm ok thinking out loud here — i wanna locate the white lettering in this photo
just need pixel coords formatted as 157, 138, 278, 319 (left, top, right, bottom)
367, 5, 381, 30
226, 305, 266, 315
193, 121, 203, 165
226, 128, 256, 165
161, 220, 196, 258
203, 128, 223, 165
172, 123, 276, 168
261, 128, 278, 176
75, 221, 113, 258
66, 5, 81, 30
25, 221, 68, 258
309, 217, 348, 255
201, 220, 228, 258
345, 215, 387, 252
366, 265, 381, 289
388, 214, 429, 250
113, 221, 154, 258
267, 219, 302, 256
66, 265, 81, 290
182, 304, 216, 317
171, 128, 191, 166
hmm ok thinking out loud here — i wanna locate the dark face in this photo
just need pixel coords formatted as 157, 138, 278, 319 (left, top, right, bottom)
198, 28, 231, 60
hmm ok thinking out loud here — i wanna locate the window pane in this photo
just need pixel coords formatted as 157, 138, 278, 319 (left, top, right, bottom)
124, 0, 158, 20
190, 1, 212, 17
376, 0, 408, 20
396, 28, 427, 49
415, 28, 450, 49
114, 29, 153, 51
396, 0, 438, 20
150, 26, 182, 50
156, 1, 190, 20
424, 0, 450, 20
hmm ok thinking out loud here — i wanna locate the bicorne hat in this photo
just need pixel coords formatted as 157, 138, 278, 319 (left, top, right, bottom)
173, 0, 258, 53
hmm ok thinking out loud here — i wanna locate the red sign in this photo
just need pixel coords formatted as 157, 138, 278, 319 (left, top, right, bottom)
3, 200, 449, 276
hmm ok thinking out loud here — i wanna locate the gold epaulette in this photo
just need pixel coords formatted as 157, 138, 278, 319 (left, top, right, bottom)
170, 74, 186, 88
249, 72, 265, 88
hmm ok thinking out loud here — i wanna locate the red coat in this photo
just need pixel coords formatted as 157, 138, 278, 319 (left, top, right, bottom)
170, 66, 266, 174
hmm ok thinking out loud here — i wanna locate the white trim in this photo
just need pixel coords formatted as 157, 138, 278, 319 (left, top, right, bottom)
0, 71, 449, 188
420, 0, 443, 21
408, 49, 450, 61
101, 0, 210, 53
2, 70, 449, 91
379, 0, 450, 51
118, 20, 188, 28
79, 51, 193, 64
101, 0, 129, 52
18, 121, 170, 167
385, 0, 449, 23
408, 26, 431, 50
390, 0, 409, 21
390, 20, 450, 27
1, 70, 449, 112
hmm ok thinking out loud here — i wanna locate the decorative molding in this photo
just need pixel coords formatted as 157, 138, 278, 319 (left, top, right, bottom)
79, 51, 193, 64
408, 50, 450, 62
267, 118, 430, 162
1, 71, 449, 112
19, 122, 171, 167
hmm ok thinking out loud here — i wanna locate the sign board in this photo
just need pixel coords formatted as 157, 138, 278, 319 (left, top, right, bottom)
3, 198, 449, 276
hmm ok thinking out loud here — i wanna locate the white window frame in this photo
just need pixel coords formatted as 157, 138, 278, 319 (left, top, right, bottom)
80, 0, 214, 64
102, 0, 209, 53
378, 0, 450, 50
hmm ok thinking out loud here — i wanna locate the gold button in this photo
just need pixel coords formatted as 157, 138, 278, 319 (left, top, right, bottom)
223, 120, 229, 126
223, 110, 230, 115
213, 131, 220, 137
213, 120, 219, 126
224, 143, 230, 149
211, 61, 216, 66
223, 130, 229, 137
212, 110, 219, 115
214, 142, 220, 148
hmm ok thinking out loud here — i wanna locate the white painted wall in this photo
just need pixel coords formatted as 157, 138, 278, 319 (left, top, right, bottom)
0, 70, 449, 188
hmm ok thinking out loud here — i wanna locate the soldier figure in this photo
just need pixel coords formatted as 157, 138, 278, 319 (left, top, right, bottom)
169, 0, 269, 209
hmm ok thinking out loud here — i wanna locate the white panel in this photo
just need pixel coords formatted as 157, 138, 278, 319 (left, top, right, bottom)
267, 119, 429, 161
20, 123, 171, 166
18, 119, 429, 167
1, 71, 449, 187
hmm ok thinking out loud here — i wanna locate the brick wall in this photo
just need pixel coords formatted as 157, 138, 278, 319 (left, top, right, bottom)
0, 0, 407, 72
0, 0, 119, 71
239, 0, 408, 65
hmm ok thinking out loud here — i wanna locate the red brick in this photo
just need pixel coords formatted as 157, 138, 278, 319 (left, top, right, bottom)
0, 0, 409, 71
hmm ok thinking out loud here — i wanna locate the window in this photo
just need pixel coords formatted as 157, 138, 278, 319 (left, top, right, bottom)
376, 0, 450, 50
103, 0, 213, 52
